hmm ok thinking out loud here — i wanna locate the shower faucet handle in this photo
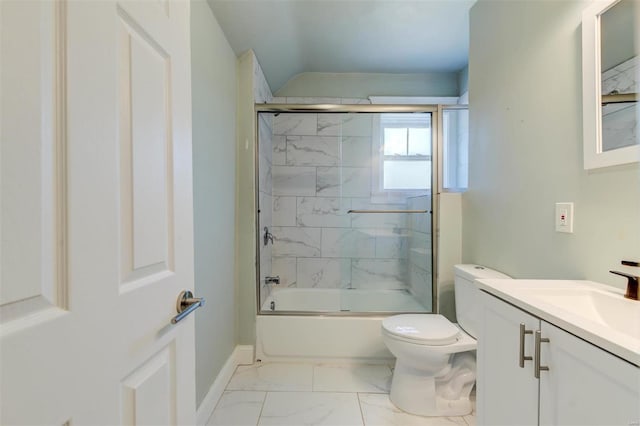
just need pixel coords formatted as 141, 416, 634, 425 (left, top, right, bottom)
263, 227, 274, 246
265, 276, 280, 285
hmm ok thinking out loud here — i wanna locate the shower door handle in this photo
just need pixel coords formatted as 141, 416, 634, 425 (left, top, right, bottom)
171, 290, 205, 324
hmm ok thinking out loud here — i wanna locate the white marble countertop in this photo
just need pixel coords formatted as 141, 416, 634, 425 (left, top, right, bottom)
476, 278, 640, 366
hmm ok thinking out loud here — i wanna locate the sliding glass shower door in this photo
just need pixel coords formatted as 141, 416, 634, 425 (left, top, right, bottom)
257, 108, 435, 314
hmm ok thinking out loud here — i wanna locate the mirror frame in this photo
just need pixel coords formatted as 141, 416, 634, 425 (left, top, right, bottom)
582, 0, 639, 169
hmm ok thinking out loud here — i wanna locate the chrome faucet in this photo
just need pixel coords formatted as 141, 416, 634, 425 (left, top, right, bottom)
609, 260, 639, 301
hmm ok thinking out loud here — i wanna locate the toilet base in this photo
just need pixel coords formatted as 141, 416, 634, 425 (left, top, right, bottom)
389, 352, 476, 417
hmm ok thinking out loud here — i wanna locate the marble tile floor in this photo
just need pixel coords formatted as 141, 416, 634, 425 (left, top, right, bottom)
206, 362, 476, 426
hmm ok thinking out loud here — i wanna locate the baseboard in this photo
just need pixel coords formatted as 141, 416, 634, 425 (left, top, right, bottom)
196, 345, 255, 425
235, 344, 255, 365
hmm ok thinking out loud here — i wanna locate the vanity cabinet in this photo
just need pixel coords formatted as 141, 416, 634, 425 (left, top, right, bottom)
477, 291, 640, 426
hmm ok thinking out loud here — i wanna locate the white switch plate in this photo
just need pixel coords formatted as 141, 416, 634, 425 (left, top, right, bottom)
555, 202, 574, 233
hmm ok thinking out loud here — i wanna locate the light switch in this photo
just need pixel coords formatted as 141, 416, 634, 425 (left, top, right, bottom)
555, 202, 574, 233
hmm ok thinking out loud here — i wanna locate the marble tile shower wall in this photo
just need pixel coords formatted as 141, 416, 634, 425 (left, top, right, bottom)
602, 56, 638, 150
266, 104, 429, 295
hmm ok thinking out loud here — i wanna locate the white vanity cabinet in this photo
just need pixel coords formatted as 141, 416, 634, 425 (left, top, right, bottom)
478, 291, 640, 426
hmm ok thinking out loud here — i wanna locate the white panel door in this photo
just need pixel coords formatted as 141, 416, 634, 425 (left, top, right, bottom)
0, 1, 196, 424
477, 292, 539, 426
538, 321, 640, 426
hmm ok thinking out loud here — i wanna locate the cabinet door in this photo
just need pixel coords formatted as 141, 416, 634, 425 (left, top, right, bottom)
478, 292, 540, 426
539, 322, 640, 426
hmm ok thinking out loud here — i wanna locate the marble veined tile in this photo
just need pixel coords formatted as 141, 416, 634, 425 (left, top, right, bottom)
207, 391, 266, 426
258, 114, 273, 161
258, 151, 272, 195
317, 114, 343, 136
317, 114, 373, 137
272, 196, 296, 226
351, 259, 407, 289
313, 364, 391, 393
602, 56, 637, 96
321, 228, 376, 259
375, 231, 409, 259
272, 226, 321, 257
272, 256, 297, 287
259, 392, 363, 426
226, 363, 313, 391
253, 58, 272, 104
297, 257, 350, 288
358, 394, 467, 426
272, 166, 316, 196
287, 135, 341, 166
273, 113, 317, 136
272, 135, 286, 166
259, 192, 272, 233
342, 137, 373, 167
297, 197, 351, 228
316, 167, 370, 197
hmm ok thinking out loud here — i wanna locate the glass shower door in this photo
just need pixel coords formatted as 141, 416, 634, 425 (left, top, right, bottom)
257, 109, 434, 314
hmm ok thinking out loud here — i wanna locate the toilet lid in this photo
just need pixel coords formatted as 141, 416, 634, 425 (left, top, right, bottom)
382, 314, 460, 345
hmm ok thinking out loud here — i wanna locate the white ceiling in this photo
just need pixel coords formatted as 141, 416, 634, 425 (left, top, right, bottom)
207, 0, 475, 92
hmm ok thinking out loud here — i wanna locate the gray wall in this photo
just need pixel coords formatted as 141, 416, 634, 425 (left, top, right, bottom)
235, 51, 258, 346
191, 0, 238, 407
465, 0, 640, 287
275, 72, 460, 98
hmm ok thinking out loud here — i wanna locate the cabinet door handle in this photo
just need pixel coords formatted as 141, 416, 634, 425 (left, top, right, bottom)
534, 330, 550, 378
519, 323, 533, 368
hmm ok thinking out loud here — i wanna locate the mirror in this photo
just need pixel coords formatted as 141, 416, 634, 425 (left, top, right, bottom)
582, 0, 639, 169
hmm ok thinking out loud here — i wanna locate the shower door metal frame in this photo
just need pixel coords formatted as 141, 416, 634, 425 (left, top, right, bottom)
254, 104, 440, 316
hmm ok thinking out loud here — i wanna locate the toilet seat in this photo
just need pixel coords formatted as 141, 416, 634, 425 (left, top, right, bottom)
382, 314, 460, 346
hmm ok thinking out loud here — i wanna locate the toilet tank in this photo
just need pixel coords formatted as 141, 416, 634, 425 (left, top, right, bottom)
454, 264, 510, 338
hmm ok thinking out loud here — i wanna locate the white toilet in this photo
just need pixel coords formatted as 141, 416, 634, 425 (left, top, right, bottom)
382, 264, 510, 417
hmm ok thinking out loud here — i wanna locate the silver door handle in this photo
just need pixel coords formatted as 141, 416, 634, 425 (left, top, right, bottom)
171, 290, 205, 324
519, 323, 533, 368
534, 330, 550, 378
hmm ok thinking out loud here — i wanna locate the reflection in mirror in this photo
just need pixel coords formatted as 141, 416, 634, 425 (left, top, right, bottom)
600, 0, 639, 152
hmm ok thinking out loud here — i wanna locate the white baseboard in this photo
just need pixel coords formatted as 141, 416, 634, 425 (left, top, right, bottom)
196, 345, 255, 425
235, 344, 254, 365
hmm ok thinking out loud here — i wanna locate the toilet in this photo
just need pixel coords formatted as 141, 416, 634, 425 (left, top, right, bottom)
382, 264, 510, 417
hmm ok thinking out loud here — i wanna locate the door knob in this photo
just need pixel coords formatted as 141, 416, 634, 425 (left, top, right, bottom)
171, 290, 205, 324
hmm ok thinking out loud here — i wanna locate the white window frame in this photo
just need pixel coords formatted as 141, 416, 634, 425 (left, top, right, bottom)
441, 105, 469, 192
371, 113, 433, 202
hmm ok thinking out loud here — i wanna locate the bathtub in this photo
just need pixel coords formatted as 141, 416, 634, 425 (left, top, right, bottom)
256, 288, 430, 362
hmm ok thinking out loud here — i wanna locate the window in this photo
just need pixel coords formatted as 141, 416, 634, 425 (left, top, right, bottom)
378, 113, 432, 192
442, 107, 469, 191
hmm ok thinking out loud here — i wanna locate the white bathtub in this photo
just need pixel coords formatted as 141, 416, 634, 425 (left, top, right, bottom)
261, 288, 428, 313
256, 288, 430, 362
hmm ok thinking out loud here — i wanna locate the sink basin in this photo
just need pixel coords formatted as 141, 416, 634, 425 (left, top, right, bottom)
518, 287, 640, 340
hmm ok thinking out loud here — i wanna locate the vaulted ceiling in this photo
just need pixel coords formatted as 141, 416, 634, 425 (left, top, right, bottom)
207, 0, 475, 92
